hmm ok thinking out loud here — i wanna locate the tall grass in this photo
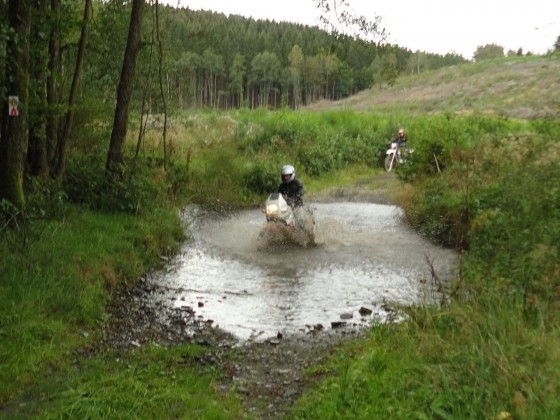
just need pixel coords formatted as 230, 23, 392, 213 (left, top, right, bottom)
288, 112, 560, 418
294, 295, 560, 418
2, 106, 558, 417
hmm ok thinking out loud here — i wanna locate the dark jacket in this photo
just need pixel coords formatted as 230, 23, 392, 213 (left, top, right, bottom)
393, 135, 407, 146
278, 178, 305, 208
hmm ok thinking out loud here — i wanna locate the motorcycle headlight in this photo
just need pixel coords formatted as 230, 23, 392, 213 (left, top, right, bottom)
266, 204, 278, 215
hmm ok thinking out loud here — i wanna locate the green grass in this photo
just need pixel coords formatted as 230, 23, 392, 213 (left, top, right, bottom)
305, 163, 389, 193
0, 202, 243, 416
294, 295, 560, 419
11, 344, 243, 418
2, 56, 559, 417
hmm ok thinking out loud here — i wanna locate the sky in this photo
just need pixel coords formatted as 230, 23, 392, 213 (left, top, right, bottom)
164, 0, 560, 59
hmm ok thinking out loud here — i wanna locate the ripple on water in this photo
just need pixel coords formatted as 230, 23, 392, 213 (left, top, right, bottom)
151, 202, 457, 341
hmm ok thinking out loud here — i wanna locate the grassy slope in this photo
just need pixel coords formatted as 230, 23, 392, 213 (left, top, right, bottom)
306, 55, 560, 120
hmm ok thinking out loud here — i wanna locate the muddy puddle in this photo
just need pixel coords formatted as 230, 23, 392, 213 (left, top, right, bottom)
145, 202, 457, 342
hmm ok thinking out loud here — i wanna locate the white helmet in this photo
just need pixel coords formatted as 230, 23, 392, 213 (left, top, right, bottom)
281, 165, 295, 183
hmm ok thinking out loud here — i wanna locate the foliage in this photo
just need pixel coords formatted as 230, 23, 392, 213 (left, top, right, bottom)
473, 43, 505, 61
553, 35, 560, 53
150, 3, 467, 109
10, 345, 243, 418
461, 136, 560, 303
1, 48, 559, 417
62, 154, 170, 214
236, 109, 383, 178
23, 177, 68, 220
294, 295, 560, 418
243, 162, 278, 195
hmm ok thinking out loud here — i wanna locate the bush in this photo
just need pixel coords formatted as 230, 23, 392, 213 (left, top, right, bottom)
243, 163, 277, 195
24, 177, 68, 220
63, 156, 167, 214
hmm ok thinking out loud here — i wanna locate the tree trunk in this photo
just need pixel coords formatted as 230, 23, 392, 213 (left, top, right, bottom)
0, 0, 30, 210
155, 0, 167, 170
53, 0, 91, 177
106, 0, 144, 172
28, 0, 49, 178
46, 0, 61, 168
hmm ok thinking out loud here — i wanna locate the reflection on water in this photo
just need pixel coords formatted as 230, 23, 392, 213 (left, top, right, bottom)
150, 203, 457, 340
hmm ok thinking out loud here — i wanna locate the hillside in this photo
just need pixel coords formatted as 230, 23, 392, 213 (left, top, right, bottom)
306, 56, 560, 120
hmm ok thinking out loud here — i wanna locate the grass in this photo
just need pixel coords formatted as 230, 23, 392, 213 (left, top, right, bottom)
11, 345, 243, 418
305, 164, 385, 191
294, 295, 560, 419
1, 54, 559, 418
0, 202, 243, 416
307, 55, 560, 120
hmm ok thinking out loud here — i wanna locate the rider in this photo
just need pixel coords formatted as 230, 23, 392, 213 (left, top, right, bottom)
394, 128, 408, 147
393, 128, 408, 162
278, 164, 305, 208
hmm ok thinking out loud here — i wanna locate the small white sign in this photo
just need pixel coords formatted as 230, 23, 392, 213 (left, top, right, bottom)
8, 96, 19, 117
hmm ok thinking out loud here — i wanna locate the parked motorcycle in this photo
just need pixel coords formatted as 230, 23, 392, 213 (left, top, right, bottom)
259, 193, 316, 247
384, 141, 412, 172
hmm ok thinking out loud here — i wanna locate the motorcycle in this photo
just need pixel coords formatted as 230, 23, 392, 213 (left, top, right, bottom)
384, 141, 412, 172
259, 192, 316, 247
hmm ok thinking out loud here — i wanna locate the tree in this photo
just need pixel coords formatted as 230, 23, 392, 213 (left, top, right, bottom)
322, 52, 341, 99
250, 51, 280, 108
46, 0, 61, 168
0, 0, 30, 210
28, 0, 50, 178
201, 48, 224, 108
407, 51, 428, 74
369, 50, 398, 88
229, 53, 245, 108
303, 55, 322, 102
313, 0, 387, 43
53, 0, 92, 177
288, 45, 304, 108
173, 51, 200, 108
473, 43, 504, 61
106, 0, 144, 172
554, 35, 560, 53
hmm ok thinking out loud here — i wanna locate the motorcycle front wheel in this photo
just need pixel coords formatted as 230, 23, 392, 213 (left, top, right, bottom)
384, 154, 395, 172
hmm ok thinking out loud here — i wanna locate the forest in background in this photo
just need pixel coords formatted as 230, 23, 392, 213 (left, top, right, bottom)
0, 1, 468, 115
148, 5, 467, 109
0, 0, 466, 211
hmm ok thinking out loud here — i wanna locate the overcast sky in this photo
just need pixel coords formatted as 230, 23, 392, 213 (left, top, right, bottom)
166, 0, 559, 59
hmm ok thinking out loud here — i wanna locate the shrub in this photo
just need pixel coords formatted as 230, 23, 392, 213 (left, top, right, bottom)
243, 163, 278, 195
63, 156, 167, 214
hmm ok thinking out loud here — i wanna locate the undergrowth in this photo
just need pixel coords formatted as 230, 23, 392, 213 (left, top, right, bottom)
1, 107, 558, 417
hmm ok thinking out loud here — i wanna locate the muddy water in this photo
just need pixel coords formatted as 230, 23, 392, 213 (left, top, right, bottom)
150, 202, 457, 341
